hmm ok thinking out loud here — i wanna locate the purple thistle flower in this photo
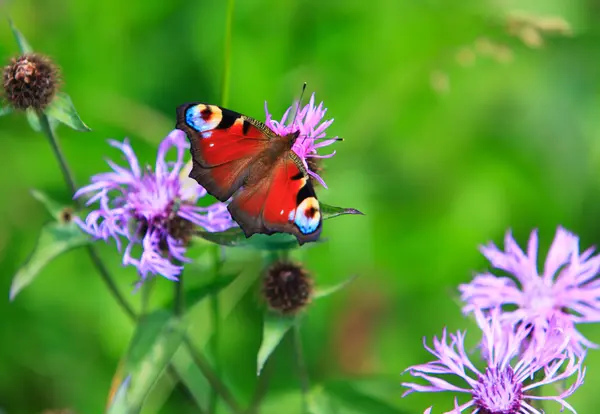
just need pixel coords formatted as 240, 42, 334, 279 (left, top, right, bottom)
264, 93, 337, 188
74, 129, 235, 282
459, 227, 600, 355
402, 309, 585, 414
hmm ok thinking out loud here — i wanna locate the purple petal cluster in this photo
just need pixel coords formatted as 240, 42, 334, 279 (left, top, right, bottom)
460, 227, 600, 355
74, 129, 235, 282
402, 309, 585, 414
264, 93, 337, 187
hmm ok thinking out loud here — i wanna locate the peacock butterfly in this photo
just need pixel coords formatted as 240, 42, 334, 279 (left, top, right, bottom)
175, 102, 324, 245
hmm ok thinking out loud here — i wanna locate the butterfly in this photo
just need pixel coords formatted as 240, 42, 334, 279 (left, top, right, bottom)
176, 103, 323, 245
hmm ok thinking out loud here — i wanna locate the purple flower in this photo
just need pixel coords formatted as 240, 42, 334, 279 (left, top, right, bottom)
402, 310, 585, 414
460, 227, 600, 355
74, 129, 235, 282
264, 93, 337, 187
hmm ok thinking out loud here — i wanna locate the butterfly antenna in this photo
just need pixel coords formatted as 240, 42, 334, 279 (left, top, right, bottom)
290, 82, 307, 131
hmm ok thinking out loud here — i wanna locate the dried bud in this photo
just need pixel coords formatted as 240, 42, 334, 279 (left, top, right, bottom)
59, 207, 74, 224
263, 261, 312, 314
3, 53, 58, 110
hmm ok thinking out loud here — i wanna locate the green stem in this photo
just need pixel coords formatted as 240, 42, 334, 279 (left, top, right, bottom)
37, 112, 241, 412
37, 112, 78, 195
175, 270, 185, 316
38, 112, 138, 321
184, 338, 243, 414
293, 321, 309, 413
221, 0, 235, 107
209, 246, 223, 413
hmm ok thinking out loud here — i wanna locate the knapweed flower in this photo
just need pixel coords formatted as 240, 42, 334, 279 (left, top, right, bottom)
402, 309, 585, 413
74, 129, 235, 282
263, 260, 312, 314
264, 93, 337, 187
460, 227, 600, 355
3, 53, 58, 110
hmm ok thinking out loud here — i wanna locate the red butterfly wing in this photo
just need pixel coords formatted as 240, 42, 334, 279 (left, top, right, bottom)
176, 103, 273, 201
228, 152, 322, 245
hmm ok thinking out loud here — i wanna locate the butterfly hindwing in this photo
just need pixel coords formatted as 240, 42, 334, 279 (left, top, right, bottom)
228, 153, 322, 245
176, 103, 273, 201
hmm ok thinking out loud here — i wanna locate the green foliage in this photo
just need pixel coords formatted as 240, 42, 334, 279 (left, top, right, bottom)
1, 1, 598, 413
107, 311, 187, 413
45, 92, 92, 132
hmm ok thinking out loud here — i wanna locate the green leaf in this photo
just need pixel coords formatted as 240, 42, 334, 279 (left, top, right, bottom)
257, 312, 296, 375
161, 273, 238, 311
107, 375, 132, 414
107, 311, 187, 414
308, 386, 336, 414
170, 346, 210, 410
8, 19, 33, 54
26, 109, 59, 133
320, 203, 364, 220
26, 108, 41, 131
10, 221, 90, 300
30, 189, 67, 220
0, 106, 13, 117
314, 275, 358, 300
45, 92, 91, 132
195, 228, 301, 250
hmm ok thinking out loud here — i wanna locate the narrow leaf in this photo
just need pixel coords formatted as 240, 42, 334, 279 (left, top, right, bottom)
107, 375, 132, 414
30, 189, 67, 219
26, 108, 41, 132
314, 275, 358, 300
257, 312, 296, 375
45, 92, 91, 132
107, 311, 187, 413
195, 228, 301, 250
8, 19, 33, 54
320, 203, 364, 220
170, 346, 210, 410
10, 221, 90, 300
0, 106, 13, 117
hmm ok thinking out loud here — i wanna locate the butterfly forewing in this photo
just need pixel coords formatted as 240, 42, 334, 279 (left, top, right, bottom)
176, 103, 322, 244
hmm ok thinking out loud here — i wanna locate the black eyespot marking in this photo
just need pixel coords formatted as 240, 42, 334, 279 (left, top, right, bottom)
200, 107, 212, 120
304, 206, 318, 218
291, 172, 305, 180
216, 113, 237, 130
242, 120, 251, 135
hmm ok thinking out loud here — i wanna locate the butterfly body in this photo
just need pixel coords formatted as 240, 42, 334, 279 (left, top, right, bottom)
176, 103, 322, 244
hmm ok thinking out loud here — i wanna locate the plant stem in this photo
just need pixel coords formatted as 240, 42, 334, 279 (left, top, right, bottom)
37, 112, 78, 195
38, 112, 138, 321
184, 338, 243, 414
175, 271, 185, 316
209, 246, 223, 413
293, 321, 309, 413
37, 112, 241, 412
221, 0, 235, 108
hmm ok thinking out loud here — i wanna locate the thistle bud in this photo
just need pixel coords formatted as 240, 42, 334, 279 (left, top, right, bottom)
263, 261, 312, 314
3, 53, 58, 110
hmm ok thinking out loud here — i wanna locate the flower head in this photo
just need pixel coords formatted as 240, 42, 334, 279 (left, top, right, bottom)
264, 93, 337, 187
3, 53, 58, 110
74, 129, 235, 282
460, 227, 600, 355
263, 260, 312, 314
402, 310, 585, 414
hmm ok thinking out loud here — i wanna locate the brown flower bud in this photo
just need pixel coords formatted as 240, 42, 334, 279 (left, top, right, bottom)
3, 53, 59, 110
263, 261, 312, 314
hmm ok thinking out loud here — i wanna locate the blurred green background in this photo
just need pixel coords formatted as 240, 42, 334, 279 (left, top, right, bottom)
1, 0, 599, 412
